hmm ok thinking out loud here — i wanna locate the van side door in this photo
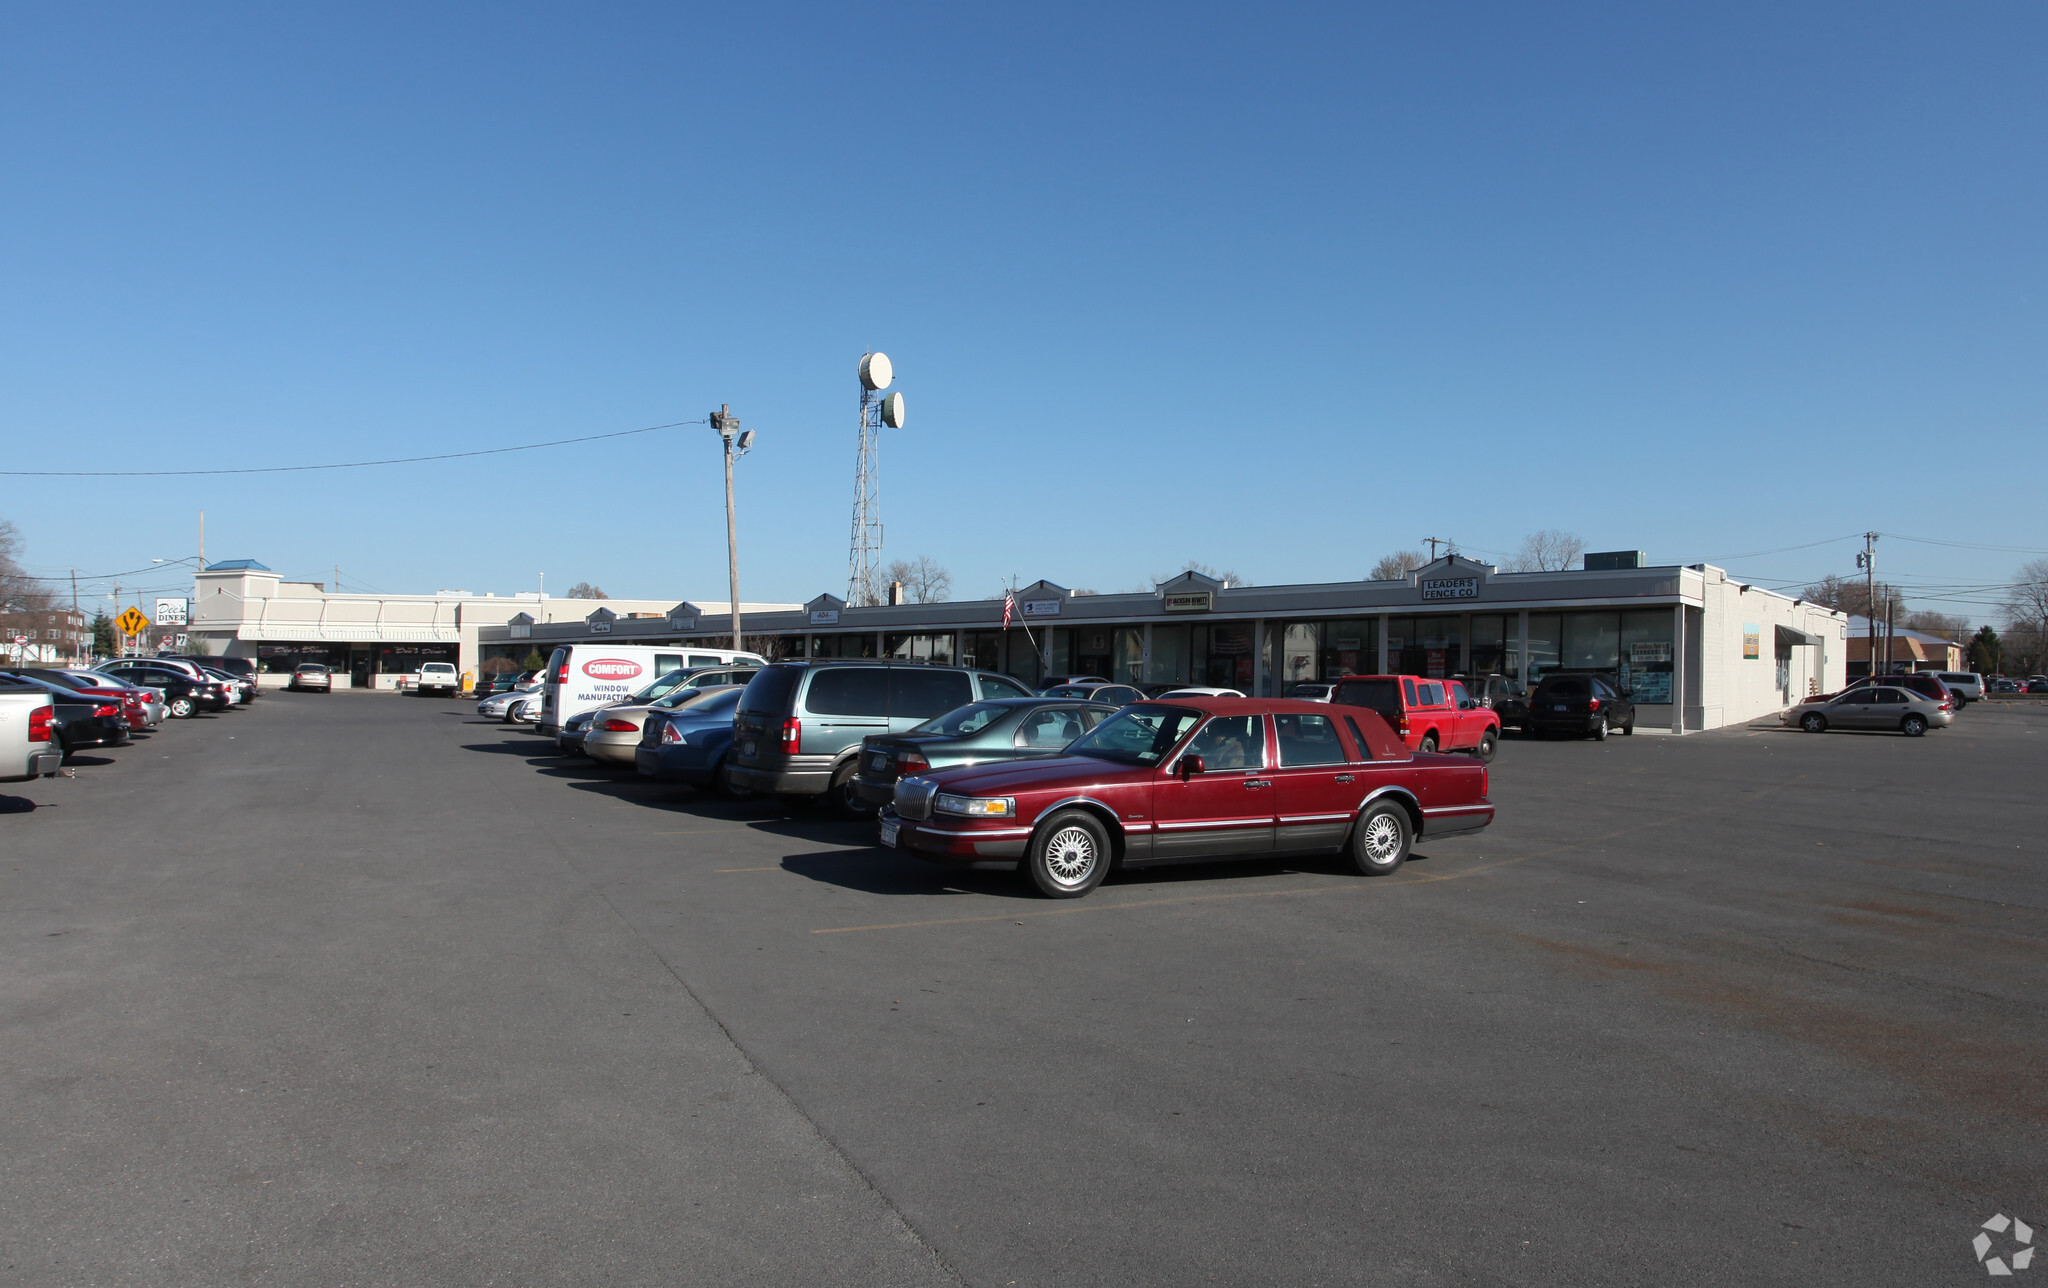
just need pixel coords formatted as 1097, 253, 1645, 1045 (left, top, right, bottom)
801, 667, 892, 762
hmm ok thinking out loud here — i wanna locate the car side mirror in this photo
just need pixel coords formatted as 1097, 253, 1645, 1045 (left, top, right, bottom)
1180, 754, 1205, 779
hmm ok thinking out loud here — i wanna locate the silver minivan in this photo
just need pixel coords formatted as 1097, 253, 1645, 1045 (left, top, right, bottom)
728, 662, 1037, 815
1934, 671, 1984, 704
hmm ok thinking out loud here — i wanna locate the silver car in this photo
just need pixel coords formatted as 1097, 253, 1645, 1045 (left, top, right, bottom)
1783, 685, 1953, 737
478, 683, 540, 722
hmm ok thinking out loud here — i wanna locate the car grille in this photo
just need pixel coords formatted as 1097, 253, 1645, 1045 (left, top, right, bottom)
894, 776, 937, 821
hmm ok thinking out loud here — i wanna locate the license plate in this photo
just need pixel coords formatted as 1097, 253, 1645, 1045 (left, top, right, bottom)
879, 820, 898, 848
1553, 704, 1568, 711
743, 740, 757, 755
870, 753, 890, 772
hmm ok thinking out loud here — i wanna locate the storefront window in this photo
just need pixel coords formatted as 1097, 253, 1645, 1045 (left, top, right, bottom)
1073, 626, 1114, 680
1390, 615, 1460, 678
1114, 628, 1145, 684
1147, 626, 1185, 685
1526, 613, 1561, 681
1468, 615, 1507, 677
962, 631, 1003, 672
1318, 618, 1377, 678
1562, 612, 1621, 673
1281, 622, 1320, 685
377, 643, 456, 673
1619, 609, 1676, 703
885, 632, 955, 664
1194, 623, 1257, 690
257, 643, 349, 674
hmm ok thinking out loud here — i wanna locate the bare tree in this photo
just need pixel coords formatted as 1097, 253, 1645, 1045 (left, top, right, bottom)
0, 519, 52, 612
1799, 574, 1906, 623
1903, 609, 1968, 640
1369, 550, 1425, 581
884, 556, 953, 604
1151, 560, 1251, 589
564, 582, 609, 600
2003, 558, 2048, 673
1505, 530, 1586, 573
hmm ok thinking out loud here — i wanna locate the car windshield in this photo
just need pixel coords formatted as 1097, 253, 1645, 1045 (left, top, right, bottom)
914, 702, 1011, 736
1063, 705, 1203, 766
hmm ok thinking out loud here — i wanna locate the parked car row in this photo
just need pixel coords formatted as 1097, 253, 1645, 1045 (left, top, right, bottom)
483, 658, 1499, 904
2, 654, 265, 782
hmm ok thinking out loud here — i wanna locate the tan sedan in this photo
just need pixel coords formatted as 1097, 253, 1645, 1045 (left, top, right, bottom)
1783, 685, 1952, 736
581, 685, 744, 766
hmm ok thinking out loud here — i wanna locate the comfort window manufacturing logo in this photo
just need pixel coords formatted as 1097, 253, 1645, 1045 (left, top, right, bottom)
1974, 1214, 2035, 1276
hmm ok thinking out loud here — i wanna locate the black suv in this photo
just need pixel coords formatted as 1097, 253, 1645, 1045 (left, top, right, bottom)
1526, 673, 1635, 740
729, 661, 1037, 815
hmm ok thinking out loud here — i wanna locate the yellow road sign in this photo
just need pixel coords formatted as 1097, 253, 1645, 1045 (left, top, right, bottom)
116, 607, 150, 636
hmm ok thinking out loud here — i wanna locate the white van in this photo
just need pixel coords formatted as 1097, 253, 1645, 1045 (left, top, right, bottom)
537, 644, 765, 736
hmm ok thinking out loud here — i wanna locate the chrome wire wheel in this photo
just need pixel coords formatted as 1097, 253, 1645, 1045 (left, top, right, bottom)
1349, 802, 1411, 876
1359, 813, 1403, 866
1043, 825, 1098, 888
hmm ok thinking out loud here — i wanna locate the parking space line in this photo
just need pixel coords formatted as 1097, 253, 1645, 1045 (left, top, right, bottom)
810, 776, 1809, 935
717, 866, 782, 872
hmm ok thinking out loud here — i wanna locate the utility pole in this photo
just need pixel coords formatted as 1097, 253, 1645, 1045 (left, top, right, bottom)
1423, 537, 1453, 561
709, 404, 755, 652
70, 571, 79, 663
1857, 532, 1878, 676
198, 510, 205, 566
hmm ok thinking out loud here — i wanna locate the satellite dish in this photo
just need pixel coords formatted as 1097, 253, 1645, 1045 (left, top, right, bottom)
880, 391, 906, 429
859, 351, 893, 391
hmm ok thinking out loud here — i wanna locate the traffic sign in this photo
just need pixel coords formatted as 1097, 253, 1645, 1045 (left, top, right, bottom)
116, 607, 150, 636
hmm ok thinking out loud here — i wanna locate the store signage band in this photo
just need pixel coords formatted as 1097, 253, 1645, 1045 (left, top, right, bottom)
589, 619, 611, 633
1420, 577, 1480, 601
1163, 591, 1212, 613
1021, 599, 1061, 618
810, 609, 840, 626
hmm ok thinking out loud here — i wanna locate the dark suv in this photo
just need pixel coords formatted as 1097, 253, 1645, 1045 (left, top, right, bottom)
728, 662, 1037, 815
1526, 673, 1636, 740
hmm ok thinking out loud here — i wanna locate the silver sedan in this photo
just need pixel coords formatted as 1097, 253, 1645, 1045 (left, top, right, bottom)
1783, 685, 1952, 736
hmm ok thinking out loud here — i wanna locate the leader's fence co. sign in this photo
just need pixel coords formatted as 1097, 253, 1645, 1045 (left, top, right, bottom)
1420, 577, 1480, 601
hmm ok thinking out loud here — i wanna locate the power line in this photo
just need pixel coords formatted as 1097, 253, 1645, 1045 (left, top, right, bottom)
0, 419, 705, 477
1879, 532, 2048, 556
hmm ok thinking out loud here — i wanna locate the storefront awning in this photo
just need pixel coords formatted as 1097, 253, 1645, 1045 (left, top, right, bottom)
1776, 624, 1823, 648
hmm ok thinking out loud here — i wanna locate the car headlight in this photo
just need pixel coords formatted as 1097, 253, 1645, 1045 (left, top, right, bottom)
934, 793, 1016, 818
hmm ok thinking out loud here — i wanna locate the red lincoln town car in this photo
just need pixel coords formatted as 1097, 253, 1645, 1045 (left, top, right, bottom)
880, 696, 1494, 898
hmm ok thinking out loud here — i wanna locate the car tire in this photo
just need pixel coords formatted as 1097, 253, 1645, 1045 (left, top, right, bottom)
1591, 715, 1608, 741
1418, 733, 1438, 753
1348, 801, 1412, 876
711, 754, 749, 801
1800, 712, 1827, 733
169, 696, 196, 718
1025, 809, 1110, 899
1473, 729, 1498, 763
1901, 714, 1928, 737
1621, 719, 1634, 735
829, 762, 877, 819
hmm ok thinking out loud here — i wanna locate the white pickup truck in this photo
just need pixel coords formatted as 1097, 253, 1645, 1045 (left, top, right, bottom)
2, 691, 63, 782
414, 661, 461, 697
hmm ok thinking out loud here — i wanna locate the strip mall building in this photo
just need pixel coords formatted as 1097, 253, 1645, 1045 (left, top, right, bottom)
473, 554, 1848, 734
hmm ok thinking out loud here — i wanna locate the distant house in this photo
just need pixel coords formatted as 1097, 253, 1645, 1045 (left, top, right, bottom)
1844, 615, 1962, 675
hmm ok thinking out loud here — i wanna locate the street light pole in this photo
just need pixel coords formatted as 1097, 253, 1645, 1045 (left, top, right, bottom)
709, 405, 755, 653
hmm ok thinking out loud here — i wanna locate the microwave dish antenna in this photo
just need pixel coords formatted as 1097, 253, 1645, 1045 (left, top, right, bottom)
859, 351, 893, 391
848, 351, 907, 605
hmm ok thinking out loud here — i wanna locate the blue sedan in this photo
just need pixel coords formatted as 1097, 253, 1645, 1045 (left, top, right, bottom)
634, 687, 748, 797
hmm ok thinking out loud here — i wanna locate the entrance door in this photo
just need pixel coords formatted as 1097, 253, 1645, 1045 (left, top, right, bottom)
1775, 646, 1792, 705
349, 645, 372, 689
1151, 715, 1274, 859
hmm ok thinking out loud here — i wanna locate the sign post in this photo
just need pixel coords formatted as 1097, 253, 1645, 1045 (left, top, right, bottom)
116, 607, 150, 657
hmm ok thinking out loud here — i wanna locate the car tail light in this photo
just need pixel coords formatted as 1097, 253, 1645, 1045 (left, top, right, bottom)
556, 663, 569, 682
780, 716, 801, 754
660, 721, 684, 744
1588, 697, 1601, 711
898, 751, 929, 773
28, 706, 53, 742
94, 703, 119, 718
602, 718, 637, 732
1397, 711, 1410, 735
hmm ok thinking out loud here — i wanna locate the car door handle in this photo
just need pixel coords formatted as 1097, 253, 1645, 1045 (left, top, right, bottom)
1244, 779, 1271, 789
1334, 774, 1354, 783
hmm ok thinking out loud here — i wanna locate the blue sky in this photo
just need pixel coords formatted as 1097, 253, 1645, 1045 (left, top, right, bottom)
4, 3, 2043, 622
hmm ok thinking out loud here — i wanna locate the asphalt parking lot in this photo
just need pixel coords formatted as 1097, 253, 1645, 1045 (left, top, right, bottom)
3, 693, 2043, 1286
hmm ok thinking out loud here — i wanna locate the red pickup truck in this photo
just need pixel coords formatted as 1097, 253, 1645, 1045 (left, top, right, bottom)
1330, 675, 1500, 761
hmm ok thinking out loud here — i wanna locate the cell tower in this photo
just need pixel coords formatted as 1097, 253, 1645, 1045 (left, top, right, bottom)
847, 351, 905, 606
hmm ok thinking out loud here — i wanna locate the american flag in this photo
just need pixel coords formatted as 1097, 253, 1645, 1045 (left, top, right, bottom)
1002, 591, 1015, 630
